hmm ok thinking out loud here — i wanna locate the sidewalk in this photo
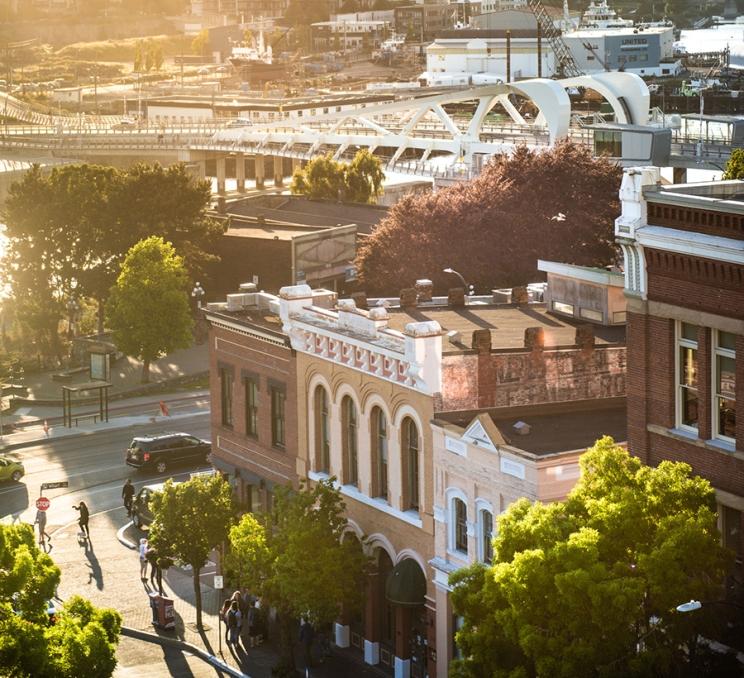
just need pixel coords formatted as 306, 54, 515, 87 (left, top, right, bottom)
0, 391, 210, 452
52, 511, 387, 678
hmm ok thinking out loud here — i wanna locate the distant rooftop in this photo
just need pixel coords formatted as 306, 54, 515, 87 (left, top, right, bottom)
227, 195, 388, 234
437, 399, 627, 456
385, 304, 626, 352
644, 179, 744, 213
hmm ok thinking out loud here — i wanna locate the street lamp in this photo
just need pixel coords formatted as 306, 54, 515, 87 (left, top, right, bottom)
191, 282, 205, 309
443, 267, 475, 296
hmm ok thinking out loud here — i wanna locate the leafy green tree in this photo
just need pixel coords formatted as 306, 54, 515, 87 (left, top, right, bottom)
3, 162, 219, 348
149, 475, 234, 630
285, 0, 330, 27
133, 41, 144, 72
722, 148, 744, 180
227, 480, 368, 673
291, 150, 384, 203
450, 437, 732, 678
106, 236, 193, 382
0, 524, 121, 677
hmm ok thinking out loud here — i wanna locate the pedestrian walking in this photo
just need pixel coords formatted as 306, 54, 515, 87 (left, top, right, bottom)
139, 538, 149, 581
34, 509, 52, 552
72, 501, 90, 539
122, 479, 135, 516
220, 597, 232, 644
300, 619, 315, 668
146, 545, 159, 584
226, 600, 242, 646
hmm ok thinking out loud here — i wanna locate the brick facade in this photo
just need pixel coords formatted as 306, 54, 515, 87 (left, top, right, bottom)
208, 320, 299, 507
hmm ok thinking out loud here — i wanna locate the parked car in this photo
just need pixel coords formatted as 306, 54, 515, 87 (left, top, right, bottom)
112, 118, 137, 130
0, 455, 25, 482
125, 432, 211, 474
131, 481, 182, 529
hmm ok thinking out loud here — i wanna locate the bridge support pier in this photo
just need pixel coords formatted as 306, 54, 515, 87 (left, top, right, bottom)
236, 153, 246, 193
196, 160, 206, 181
292, 157, 302, 175
255, 155, 265, 190
673, 167, 687, 184
216, 156, 226, 195
273, 156, 284, 187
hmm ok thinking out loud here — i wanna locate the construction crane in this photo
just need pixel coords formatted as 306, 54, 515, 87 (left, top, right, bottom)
526, 0, 583, 78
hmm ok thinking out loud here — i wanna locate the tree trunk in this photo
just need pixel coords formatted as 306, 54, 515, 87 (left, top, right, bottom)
277, 608, 296, 674
193, 565, 203, 630
97, 298, 105, 335
141, 359, 150, 383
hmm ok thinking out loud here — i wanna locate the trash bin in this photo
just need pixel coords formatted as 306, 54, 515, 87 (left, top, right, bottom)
150, 593, 175, 630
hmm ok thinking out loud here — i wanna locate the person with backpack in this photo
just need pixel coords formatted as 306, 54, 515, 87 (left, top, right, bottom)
122, 479, 135, 517
226, 600, 242, 647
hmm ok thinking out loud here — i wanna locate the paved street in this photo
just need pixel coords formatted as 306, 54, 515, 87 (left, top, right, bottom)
0, 401, 388, 677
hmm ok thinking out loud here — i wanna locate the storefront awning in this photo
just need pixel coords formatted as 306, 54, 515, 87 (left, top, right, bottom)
385, 558, 426, 607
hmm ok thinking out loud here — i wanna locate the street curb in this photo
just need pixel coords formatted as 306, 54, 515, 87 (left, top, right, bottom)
116, 520, 137, 550
0, 410, 210, 453
120, 626, 249, 677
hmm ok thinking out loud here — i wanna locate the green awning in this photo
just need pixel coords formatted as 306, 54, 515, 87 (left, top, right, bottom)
385, 558, 426, 607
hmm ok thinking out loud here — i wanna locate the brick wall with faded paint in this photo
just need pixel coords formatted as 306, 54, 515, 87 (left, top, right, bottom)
440, 346, 627, 412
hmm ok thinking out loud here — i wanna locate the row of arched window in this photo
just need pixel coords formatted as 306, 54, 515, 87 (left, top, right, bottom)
449, 495, 494, 565
313, 386, 421, 513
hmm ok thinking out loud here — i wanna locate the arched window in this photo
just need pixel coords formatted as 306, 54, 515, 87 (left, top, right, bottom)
371, 407, 388, 500
402, 418, 419, 511
342, 396, 358, 487
453, 498, 468, 554
314, 386, 330, 473
479, 509, 493, 564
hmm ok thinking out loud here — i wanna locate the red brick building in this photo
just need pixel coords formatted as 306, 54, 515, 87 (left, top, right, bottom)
616, 168, 744, 574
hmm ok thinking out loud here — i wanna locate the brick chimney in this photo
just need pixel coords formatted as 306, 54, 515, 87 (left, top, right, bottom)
524, 327, 545, 351
415, 279, 433, 303
448, 287, 466, 307
472, 329, 492, 354
575, 324, 595, 350
400, 288, 418, 309
511, 286, 529, 305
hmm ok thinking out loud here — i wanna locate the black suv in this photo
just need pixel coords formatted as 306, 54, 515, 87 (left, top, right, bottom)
125, 433, 211, 474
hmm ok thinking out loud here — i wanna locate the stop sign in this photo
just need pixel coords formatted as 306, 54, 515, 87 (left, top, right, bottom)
36, 497, 50, 511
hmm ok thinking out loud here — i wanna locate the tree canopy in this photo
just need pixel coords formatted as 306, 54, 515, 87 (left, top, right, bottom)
0, 524, 121, 677
227, 480, 368, 671
105, 236, 193, 382
450, 437, 734, 678
149, 474, 234, 630
290, 149, 384, 204
355, 141, 622, 295
2, 162, 220, 353
722, 148, 744, 181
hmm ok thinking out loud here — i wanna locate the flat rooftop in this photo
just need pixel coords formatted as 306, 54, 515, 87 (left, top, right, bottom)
385, 304, 626, 352
644, 180, 744, 213
224, 222, 340, 241
227, 196, 388, 234
438, 399, 627, 456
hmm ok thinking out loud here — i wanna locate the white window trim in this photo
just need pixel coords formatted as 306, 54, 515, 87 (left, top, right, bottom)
712, 329, 736, 444
675, 321, 699, 434
475, 499, 495, 564
446, 487, 469, 558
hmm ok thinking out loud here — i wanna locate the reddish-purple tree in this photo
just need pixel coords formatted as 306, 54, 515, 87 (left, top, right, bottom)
355, 141, 622, 295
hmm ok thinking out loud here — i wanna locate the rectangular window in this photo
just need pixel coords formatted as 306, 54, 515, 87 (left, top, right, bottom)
271, 387, 285, 448
220, 368, 233, 427
244, 379, 258, 438
454, 499, 468, 553
579, 307, 604, 323
552, 300, 574, 316
677, 322, 699, 430
714, 330, 736, 441
481, 510, 493, 564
